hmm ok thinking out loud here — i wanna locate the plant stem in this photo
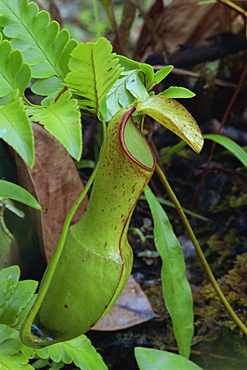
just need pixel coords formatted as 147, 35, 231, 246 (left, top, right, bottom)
155, 164, 247, 335
217, 0, 247, 17
93, 0, 100, 39
65, 120, 107, 225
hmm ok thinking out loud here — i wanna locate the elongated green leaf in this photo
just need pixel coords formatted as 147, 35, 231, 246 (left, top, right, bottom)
0, 91, 34, 167
135, 347, 203, 370
153, 65, 173, 85
136, 95, 203, 153
204, 134, 247, 167
161, 140, 187, 162
27, 91, 82, 161
140, 194, 209, 221
160, 86, 195, 98
64, 37, 122, 117
162, 135, 247, 168
0, 40, 31, 98
144, 186, 194, 359
35, 335, 108, 370
0, 180, 41, 210
0, 0, 77, 95
156, 197, 209, 221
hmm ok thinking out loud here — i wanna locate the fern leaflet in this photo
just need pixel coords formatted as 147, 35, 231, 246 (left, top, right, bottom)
64, 37, 122, 118
0, 0, 77, 95
27, 91, 82, 161
0, 91, 34, 167
0, 39, 31, 98
35, 334, 108, 370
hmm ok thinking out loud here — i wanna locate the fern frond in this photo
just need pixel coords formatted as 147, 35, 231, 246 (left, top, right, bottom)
35, 334, 108, 370
0, 40, 31, 98
27, 91, 82, 161
0, 91, 34, 167
0, 0, 77, 95
64, 37, 122, 118
0, 324, 33, 369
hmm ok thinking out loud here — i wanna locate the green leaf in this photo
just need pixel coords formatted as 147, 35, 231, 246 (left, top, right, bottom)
125, 70, 149, 101
0, 204, 14, 270
160, 140, 187, 162
140, 194, 209, 221
204, 134, 247, 167
134, 348, 203, 370
153, 65, 173, 85
35, 335, 108, 370
0, 180, 42, 210
144, 187, 194, 358
0, 91, 34, 167
0, 201, 22, 270
159, 86, 195, 98
117, 55, 154, 90
64, 37, 122, 118
31, 76, 62, 96
0, 326, 21, 355
15, 296, 37, 331
31, 359, 49, 369
136, 95, 203, 153
0, 265, 19, 305
104, 70, 146, 121
0, 266, 38, 330
30, 359, 48, 370
27, 91, 82, 161
155, 197, 209, 221
0, 280, 38, 327
104, 76, 133, 121
162, 135, 247, 168
0, 40, 31, 98
0, 324, 33, 370
0, 0, 77, 96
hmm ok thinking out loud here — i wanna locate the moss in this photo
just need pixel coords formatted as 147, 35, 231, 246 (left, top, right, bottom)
193, 252, 247, 358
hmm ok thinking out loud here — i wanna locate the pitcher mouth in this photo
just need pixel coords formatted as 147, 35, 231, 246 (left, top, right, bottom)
119, 107, 157, 172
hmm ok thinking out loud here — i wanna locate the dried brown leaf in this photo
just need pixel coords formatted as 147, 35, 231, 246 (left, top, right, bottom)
15, 123, 87, 261
135, 0, 219, 60
92, 275, 158, 331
